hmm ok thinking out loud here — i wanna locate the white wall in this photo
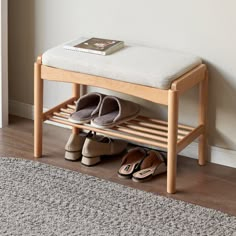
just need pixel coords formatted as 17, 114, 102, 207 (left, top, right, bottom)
0, 0, 8, 128
8, 0, 236, 154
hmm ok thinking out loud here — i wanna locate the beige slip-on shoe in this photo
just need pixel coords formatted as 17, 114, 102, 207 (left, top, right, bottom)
65, 133, 86, 161
81, 134, 127, 166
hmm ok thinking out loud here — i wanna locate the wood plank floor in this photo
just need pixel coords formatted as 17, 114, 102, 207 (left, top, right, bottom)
1, 116, 236, 216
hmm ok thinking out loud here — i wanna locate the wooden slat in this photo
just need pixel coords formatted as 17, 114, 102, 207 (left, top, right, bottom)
60, 108, 74, 114
128, 120, 190, 135
53, 112, 69, 119
41, 65, 169, 105
121, 123, 184, 140
43, 97, 76, 121
67, 104, 76, 109
171, 64, 206, 94
177, 125, 204, 153
42, 97, 200, 152
115, 126, 168, 143
52, 110, 186, 142
137, 116, 194, 131
48, 117, 168, 148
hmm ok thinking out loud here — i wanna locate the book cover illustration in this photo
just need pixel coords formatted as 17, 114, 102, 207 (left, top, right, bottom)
75, 38, 123, 52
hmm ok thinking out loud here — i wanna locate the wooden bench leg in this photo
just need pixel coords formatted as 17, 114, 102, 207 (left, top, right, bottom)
34, 61, 43, 158
167, 90, 179, 194
198, 70, 208, 165
72, 83, 80, 135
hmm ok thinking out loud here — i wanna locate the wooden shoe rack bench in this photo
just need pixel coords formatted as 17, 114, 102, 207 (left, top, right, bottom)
34, 52, 208, 194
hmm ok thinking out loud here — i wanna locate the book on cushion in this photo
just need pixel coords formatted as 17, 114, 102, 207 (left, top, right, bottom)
63, 37, 124, 56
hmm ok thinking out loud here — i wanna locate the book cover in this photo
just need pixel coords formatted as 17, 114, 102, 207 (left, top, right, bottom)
64, 38, 124, 55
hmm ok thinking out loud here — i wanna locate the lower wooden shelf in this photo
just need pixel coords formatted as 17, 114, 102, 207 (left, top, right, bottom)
44, 97, 196, 151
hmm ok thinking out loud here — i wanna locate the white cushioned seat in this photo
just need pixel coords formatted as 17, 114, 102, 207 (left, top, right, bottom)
42, 38, 202, 90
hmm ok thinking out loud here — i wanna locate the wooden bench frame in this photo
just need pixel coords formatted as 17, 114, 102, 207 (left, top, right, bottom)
34, 56, 208, 194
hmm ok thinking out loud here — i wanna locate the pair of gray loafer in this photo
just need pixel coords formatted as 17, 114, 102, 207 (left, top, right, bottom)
65, 132, 127, 166
69, 92, 140, 128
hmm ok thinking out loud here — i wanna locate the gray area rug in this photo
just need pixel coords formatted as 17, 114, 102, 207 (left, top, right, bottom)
0, 157, 236, 236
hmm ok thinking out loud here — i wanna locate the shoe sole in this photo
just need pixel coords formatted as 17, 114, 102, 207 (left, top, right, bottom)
132, 175, 153, 183
132, 166, 167, 183
65, 151, 81, 161
81, 156, 101, 166
68, 117, 91, 124
117, 173, 132, 179
90, 112, 140, 129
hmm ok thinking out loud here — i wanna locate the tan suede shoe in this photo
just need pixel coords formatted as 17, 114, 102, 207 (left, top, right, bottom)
65, 133, 86, 161
81, 135, 127, 166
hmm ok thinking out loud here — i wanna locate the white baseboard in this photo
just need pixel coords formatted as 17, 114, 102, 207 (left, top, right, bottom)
9, 100, 236, 168
9, 100, 34, 119
9, 100, 71, 129
180, 142, 236, 168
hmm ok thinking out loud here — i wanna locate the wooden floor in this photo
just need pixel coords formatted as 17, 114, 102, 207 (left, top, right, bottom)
1, 116, 236, 216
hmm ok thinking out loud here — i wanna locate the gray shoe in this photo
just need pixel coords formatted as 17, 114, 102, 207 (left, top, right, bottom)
81, 134, 127, 166
69, 92, 105, 124
91, 95, 140, 129
65, 133, 86, 161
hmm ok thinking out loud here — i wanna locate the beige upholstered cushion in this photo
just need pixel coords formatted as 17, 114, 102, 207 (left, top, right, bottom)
42, 38, 202, 90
